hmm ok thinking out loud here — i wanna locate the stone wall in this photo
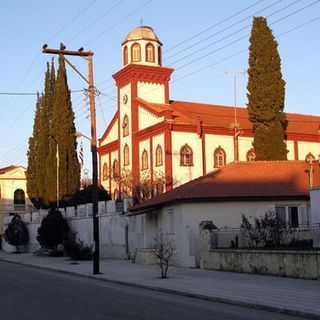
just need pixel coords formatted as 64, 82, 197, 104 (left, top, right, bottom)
200, 248, 320, 279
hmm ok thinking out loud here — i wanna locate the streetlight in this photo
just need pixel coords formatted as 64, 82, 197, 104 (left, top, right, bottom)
49, 135, 59, 208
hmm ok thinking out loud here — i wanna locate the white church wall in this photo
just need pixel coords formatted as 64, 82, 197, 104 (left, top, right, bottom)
172, 131, 203, 186
119, 84, 132, 170
286, 140, 295, 160
238, 136, 253, 161
101, 119, 118, 145
110, 150, 119, 194
152, 133, 165, 177
205, 134, 234, 172
139, 138, 151, 180
138, 105, 164, 130
100, 153, 109, 191
298, 141, 319, 160
137, 81, 165, 104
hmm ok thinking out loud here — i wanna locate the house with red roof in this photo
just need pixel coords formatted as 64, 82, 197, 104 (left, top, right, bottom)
98, 25, 320, 199
128, 161, 320, 267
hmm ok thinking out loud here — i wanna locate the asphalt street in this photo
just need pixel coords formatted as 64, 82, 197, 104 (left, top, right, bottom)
0, 261, 309, 320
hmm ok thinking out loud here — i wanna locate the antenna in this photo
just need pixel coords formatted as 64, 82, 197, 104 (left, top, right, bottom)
215, 70, 246, 161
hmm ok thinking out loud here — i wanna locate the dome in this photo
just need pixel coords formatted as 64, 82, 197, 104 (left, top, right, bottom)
123, 26, 162, 45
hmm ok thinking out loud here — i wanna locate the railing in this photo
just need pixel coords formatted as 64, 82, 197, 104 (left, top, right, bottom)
210, 224, 320, 249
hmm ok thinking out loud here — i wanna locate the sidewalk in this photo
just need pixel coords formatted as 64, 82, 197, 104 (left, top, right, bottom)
0, 251, 319, 319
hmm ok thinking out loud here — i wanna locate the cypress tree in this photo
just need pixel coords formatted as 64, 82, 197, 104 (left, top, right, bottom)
51, 49, 80, 203
26, 93, 42, 207
247, 16, 287, 160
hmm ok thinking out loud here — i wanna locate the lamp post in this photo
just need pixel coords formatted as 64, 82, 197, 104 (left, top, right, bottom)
49, 135, 59, 208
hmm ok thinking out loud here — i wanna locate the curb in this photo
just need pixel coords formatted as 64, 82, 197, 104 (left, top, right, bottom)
0, 257, 318, 320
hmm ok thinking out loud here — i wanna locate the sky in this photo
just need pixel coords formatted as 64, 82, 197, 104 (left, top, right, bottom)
0, 0, 319, 173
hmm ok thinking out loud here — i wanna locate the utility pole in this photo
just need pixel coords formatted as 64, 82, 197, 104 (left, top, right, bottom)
224, 71, 246, 161
43, 44, 100, 275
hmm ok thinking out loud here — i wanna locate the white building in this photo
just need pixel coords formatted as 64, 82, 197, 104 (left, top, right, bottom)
0, 165, 31, 235
98, 25, 320, 198
129, 161, 320, 267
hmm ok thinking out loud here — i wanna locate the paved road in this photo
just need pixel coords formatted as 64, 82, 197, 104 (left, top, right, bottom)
0, 261, 309, 320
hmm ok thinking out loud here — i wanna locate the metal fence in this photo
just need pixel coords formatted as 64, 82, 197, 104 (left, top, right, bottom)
210, 224, 320, 249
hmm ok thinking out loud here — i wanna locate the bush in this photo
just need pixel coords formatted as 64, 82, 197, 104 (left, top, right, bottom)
240, 210, 287, 248
4, 214, 29, 252
63, 232, 92, 261
65, 185, 111, 207
37, 208, 70, 250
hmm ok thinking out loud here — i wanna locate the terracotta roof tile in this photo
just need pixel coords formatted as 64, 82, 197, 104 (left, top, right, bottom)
141, 100, 320, 135
130, 161, 320, 214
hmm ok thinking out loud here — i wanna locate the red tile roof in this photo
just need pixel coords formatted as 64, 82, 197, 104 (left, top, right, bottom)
129, 161, 320, 214
140, 99, 320, 136
0, 165, 19, 174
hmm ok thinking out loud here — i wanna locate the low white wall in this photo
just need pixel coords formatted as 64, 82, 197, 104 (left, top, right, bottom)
2, 199, 132, 259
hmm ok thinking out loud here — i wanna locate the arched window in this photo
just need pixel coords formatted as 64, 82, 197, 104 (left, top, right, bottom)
141, 150, 148, 170
123, 144, 129, 166
112, 159, 119, 178
246, 149, 256, 162
306, 152, 315, 163
14, 189, 25, 211
102, 163, 108, 180
158, 46, 162, 65
214, 147, 226, 168
123, 45, 128, 65
146, 43, 155, 62
131, 43, 141, 62
180, 144, 193, 166
122, 115, 129, 137
155, 145, 163, 166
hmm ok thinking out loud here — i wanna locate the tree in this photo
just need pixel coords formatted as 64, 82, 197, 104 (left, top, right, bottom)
51, 48, 80, 203
37, 208, 70, 250
4, 214, 29, 252
151, 230, 175, 278
111, 167, 168, 204
27, 62, 56, 208
247, 16, 287, 160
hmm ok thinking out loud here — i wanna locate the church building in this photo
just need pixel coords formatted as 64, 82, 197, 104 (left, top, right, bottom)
98, 26, 320, 198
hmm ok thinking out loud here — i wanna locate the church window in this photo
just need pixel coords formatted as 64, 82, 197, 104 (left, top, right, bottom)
158, 46, 162, 65
123, 45, 128, 65
122, 115, 129, 137
131, 43, 141, 62
123, 144, 129, 166
214, 147, 226, 168
155, 145, 163, 166
141, 150, 148, 170
180, 144, 193, 166
146, 43, 155, 62
306, 152, 315, 163
112, 159, 119, 178
246, 149, 256, 162
102, 163, 108, 180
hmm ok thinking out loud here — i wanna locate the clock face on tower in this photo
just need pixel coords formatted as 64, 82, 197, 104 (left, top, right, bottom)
123, 94, 128, 105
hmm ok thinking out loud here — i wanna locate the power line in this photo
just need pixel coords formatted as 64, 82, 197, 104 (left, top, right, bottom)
83, 0, 154, 46
165, 0, 289, 62
0, 89, 84, 97
174, 0, 320, 72
165, 0, 267, 53
67, 0, 123, 44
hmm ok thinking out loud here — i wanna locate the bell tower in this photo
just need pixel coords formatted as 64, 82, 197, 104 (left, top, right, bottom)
112, 26, 174, 176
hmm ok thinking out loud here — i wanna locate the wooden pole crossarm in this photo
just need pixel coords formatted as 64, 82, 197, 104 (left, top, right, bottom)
42, 48, 93, 57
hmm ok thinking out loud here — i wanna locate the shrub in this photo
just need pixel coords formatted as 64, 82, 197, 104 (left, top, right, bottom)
63, 232, 93, 261
4, 214, 29, 252
151, 230, 175, 278
37, 208, 70, 250
240, 210, 287, 248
